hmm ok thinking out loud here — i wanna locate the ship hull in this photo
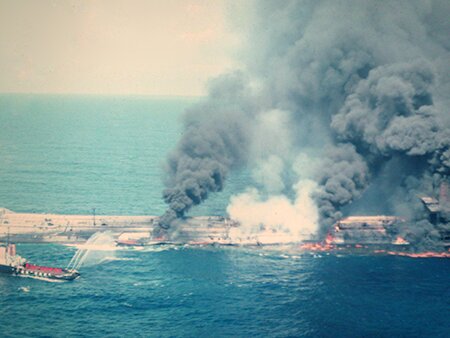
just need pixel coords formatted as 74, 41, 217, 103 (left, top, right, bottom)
17, 267, 79, 281
0, 264, 16, 274
0, 264, 79, 281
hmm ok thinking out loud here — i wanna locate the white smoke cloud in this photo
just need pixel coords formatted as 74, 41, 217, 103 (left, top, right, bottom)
248, 109, 295, 194
252, 155, 286, 194
227, 179, 319, 244
250, 109, 294, 160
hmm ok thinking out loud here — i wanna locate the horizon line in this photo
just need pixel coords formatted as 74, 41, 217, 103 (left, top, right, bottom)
0, 91, 204, 99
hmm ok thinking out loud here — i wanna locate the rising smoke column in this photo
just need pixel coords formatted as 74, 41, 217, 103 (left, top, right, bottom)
159, 72, 255, 228
161, 0, 450, 239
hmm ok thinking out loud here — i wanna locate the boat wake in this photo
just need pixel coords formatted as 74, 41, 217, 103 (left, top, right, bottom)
99, 256, 139, 264
18, 274, 66, 283
72, 244, 117, 251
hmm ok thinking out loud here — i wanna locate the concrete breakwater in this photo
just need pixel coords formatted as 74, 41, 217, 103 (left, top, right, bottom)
0, 208, 234, 244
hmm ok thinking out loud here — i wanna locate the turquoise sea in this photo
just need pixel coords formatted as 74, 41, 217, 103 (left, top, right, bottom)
0, 95, 449, 337
0, 94, 247, 216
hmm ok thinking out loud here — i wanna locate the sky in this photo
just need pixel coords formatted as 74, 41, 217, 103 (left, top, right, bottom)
0, 0, 240, 96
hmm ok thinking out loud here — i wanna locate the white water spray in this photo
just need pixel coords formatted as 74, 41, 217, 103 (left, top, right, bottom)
67, 231, 116, 270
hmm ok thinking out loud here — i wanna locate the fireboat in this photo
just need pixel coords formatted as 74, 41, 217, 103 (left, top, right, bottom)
0, 242, 79, 281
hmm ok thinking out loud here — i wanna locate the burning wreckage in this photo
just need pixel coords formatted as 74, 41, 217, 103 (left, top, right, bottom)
302, 182, 450, 256
154, 2, 450, 257
126, 183, 450, 257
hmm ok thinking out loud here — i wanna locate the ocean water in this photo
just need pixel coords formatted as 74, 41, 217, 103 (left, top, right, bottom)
0, 95, 449, 337
0, 94, 248, 216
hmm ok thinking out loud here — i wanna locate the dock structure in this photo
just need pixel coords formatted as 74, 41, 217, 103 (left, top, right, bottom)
0, 208, 159, 243
0, 208, 236, 244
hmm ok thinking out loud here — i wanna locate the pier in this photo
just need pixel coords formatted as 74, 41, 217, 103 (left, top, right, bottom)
0, 208, 236, 243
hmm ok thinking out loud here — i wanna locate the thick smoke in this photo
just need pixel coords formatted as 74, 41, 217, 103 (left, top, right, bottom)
331, 61, 438, 156
159, 72, 255, 228
161, 0, 450, 247
313, 144, 369, 230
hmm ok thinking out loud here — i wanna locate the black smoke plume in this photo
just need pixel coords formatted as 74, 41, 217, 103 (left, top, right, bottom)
160, 0, 450, 247
159, 72, 255, 228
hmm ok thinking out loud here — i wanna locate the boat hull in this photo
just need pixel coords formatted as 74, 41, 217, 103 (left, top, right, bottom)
0, 264, 16, 274
0, 264, 79, 281
18, 267, 79, 280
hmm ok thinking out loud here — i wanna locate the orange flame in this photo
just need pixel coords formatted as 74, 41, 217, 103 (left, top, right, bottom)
372, 249, 450, 258
299, 233, 335, 252
386, 251, 450, 258
393, 236, 409, 245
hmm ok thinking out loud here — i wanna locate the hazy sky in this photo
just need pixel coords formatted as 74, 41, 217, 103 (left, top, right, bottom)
0, 0, 240, 96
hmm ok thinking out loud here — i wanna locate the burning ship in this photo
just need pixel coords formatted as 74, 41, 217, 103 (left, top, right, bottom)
114, 186, 450, 252
116, 216, 239, 247
1, 183, 449, 256
0, 242, 79, 281
311, 182, 450, 255
329, 215, 410, 248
